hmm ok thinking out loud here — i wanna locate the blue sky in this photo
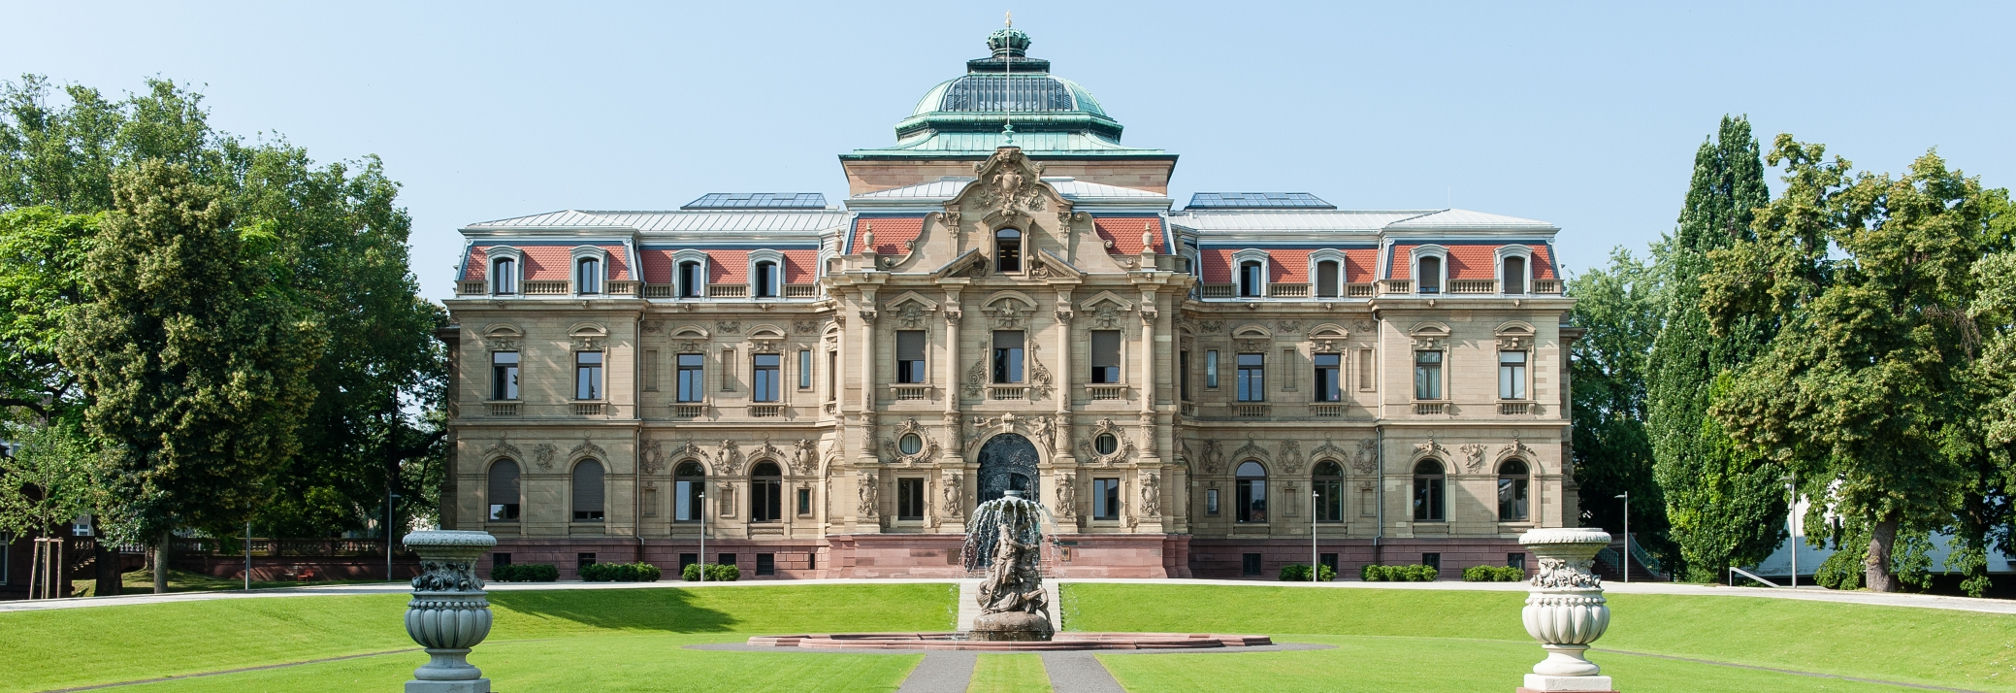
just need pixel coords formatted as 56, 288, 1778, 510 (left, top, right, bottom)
4, 1, 2011, 300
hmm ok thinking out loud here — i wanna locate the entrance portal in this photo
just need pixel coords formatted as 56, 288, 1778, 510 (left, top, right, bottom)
976, 433, 1040, 506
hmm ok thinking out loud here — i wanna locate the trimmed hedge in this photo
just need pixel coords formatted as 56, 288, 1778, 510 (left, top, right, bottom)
681, 562, 740, 582
580, 562, 662, 582
489, 563, 559, 582
1278, 563, 1338, 582
1360, 564, 1439, 582
1462, 565, 1526, 582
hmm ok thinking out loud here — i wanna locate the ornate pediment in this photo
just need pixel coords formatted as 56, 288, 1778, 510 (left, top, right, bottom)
568, 438, 608, 463
1077, 417, 1136, 465
953, 147, 1060, 216
479, 440, 524, 464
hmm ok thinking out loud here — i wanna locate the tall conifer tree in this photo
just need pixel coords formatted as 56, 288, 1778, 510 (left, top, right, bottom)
1647, 116, 1786, 580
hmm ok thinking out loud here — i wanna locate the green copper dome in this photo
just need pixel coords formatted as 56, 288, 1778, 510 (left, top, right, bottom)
875, 28, 1136, 154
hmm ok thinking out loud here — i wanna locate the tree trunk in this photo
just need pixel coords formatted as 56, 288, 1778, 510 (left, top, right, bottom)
95, 540, 122, 597
152, 530, 171, 594
1865, 515, 1899, 593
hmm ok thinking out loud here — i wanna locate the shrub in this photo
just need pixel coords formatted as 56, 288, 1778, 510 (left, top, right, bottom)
490, 563, 558, 582
1359, 564, 1439, 582
1463, 565, 1526, 582
579, 562, 662, 582
680, 562, 740, 582
1278, 563, 1337, 582
1814, 547, 1864, 591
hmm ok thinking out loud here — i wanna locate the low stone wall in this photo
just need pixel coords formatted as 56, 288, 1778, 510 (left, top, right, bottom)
1187, 537, 1531, 580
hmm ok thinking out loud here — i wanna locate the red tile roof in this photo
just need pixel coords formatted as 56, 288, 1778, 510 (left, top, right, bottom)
1092, 217, 1165, 255
637, 248, 818, 285
1199, 248, 1378, 285
851, 217, 926, 255
1390, 244, 1555, 281
461, 243, 631, 283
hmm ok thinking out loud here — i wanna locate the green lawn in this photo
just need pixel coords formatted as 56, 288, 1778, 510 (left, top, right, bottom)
4, 581, 2010, 692
71, 568, 385, 596
1064, 583, 2016, 692
968, 653, 1051, 693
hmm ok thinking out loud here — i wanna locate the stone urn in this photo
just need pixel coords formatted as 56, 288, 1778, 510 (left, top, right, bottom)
1517, 528, 1616, 693
402, 530, 496, 693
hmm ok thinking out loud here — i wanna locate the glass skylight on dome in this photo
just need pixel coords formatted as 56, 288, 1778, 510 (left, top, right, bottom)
1186, 192, 1336, 210
681, 193, 828, 210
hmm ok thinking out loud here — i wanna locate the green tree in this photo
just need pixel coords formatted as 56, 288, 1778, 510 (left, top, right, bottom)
1957, 191, 2016, 596
0, 207, 97, 417
1701, 136, 1995, 592
61, 161, 324, 592
1646, 116, 1786, 581
0, 419, 97, 596
1566, 248, 1668, 561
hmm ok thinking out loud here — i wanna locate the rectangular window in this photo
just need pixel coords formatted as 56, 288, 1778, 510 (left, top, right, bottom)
992, 331, 1025, 383
1413, 350, 1443, 400
493, 552, 512, 568
757, 553, 776, 576
1508, 553, 1527, 571
898, 478, 925, 521
644, 349, 660, 391
798, 349, 813, 389
574, 351, 603, 400
1205, 349, 1220, 388
1093, 478, 1120, 520
676, 353, 704, 403
1316, 261, 1340, 297
1242, 553, 1263, 577
1499, 350, 1527, 400
1206, 488, 1220, 515
827, 350, 838, 401
1280, 347, 1297, 391
1422, 553, 1441, 573
491, 351, 519, 400
1179, 349, 1192, 401
675, 478, 700, 522
1358, 348, 1375, 391
797, 488, 812, 516
1320, 552, 1339, 577
1090, 330, 1122, 384
753, 353, 781, 402
1314, 353, 1342, 402
679, 553, 698, 572
578, 553, 596, 572
896, 330, 927, 384
1236, 353, 1265, 402
718, 553, 735, 569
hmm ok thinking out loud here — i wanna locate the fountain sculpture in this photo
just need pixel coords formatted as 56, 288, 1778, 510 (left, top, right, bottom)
962, 490, 1054, 641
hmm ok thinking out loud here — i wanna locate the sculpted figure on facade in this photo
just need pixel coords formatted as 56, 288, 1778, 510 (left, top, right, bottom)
942, 472, 963, 520
715, 440, 745, 476
857, 473, 878, 518
531, 443, 556, 471
793, 439, 819, 475
1461, 443, 1488, 473
1140, 472, 1160, 517
1055, 472, 1077, 517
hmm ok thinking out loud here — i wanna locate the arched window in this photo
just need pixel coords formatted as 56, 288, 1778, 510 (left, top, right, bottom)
1498, 459, 1530, 522
1238, 260, 1265, 297
1236, 461, 1268, 523
487, 459, 520, 521
1412, 459, 1445, 521
995, 228, 1022, 273
491, 257, 518, 295
1315, 260, 1341, 298
1417, 256, 1442, 294
1501, 255, 1527, 295
572, 459, 605, 522
750, 461, 782, 522
753, 260, 779, 298
674, 461, 705, 522
1313, 461, 1344, 523
576, 257, 602, 294
677, 260, 703, 298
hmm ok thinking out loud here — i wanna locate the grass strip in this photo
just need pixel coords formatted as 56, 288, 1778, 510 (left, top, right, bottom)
968, 653, 1051, 693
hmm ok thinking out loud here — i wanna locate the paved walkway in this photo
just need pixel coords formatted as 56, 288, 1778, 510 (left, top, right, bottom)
11, 575, 2013, 615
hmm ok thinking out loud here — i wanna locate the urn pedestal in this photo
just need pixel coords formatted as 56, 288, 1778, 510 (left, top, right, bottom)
1516, 528, 1618, 693
402, 530, 496, 693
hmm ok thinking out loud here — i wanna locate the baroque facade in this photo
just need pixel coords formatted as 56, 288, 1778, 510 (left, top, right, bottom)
440, 28, 1579, 579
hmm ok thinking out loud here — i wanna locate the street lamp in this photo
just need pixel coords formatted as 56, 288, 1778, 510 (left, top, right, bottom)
698, 491, 706, 583
386, 491, 402, 582
1614, 492, 1630, 584
1783, 471, 1798, 589
1311, 489, 1320, 583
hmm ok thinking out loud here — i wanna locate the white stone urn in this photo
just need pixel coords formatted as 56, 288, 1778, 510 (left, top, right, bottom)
1518, 528, 1615, 692
402, 530, 496, 693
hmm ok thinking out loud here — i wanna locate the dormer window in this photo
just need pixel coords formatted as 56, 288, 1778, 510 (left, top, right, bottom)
1417, 256, 1441, 294
1310, 248, 1347, 298
576, 257, 602, 294
995, 228, 1022, 273
1239, 261, 1264, 297
678, 261, 702, 297
491, 257, 518, 295
1315, 260, 1340, 297
753, 260, 778, 298
1502, 256, 1526, 294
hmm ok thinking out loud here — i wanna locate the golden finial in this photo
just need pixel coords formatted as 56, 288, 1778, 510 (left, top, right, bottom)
1005, 11, 1013, 27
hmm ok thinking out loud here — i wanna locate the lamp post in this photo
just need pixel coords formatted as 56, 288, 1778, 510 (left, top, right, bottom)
1311, 489, 1320, 583
1614, 492, 1630, 584
698, 491, 706, 583
386, 491, 402, 582
1784, 471, 1797, 589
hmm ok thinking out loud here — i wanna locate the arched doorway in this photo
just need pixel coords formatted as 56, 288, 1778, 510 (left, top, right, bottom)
976, 433, 1040, 505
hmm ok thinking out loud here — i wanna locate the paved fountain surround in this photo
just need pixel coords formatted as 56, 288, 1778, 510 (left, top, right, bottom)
745, 632, 1274, 651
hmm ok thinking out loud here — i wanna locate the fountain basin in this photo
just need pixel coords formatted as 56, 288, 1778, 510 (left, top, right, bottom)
746, 632, 1273, 651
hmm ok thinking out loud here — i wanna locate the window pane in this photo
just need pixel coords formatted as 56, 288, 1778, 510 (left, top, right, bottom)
1414, 351, 1441, 400
1237, 353, 1265, 402
1093, 478, 1119, 520
677, 353, 704, 402
1316, 261, 1339, 297
576, 352, 603, 400
754, 353, 780, 402
897, 330, 926, 384
578, 258, 601, 293
1091, 330, 1121, 384
996, 228, 1021, 272
488, 460, 520, 521
1205, 349, 1220, 388
799, 349, 813, 389
1314, 353, 1340, 402
572, 460, 605, 521
492, 352, 519, 400
1418, 256, 1441, 292
993, 331, 1024, 383
1499, 350, 1527, 400
898, 478, 924, 520
1503, 257, 1526, 294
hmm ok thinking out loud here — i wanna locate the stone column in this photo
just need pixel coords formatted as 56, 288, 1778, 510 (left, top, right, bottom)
402, 530, 496, 693
1516, 527, 1617, 693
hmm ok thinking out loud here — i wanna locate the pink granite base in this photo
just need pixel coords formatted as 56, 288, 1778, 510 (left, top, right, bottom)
747, 632, 1273, 651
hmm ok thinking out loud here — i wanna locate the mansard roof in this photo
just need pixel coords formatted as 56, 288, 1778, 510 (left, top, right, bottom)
849, 176, 1168, 204
464, 209, 848, 234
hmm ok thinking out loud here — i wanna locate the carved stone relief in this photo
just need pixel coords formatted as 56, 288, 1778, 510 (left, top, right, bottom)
531, 444, 557, 471
1077, 418, 1136, 465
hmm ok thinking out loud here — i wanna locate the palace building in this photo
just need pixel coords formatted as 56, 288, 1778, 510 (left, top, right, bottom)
439, 27, 1579, 580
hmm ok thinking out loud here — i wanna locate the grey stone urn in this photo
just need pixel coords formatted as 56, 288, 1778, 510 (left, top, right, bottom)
1517, 528, 1616, 693
402, 530, 496, 693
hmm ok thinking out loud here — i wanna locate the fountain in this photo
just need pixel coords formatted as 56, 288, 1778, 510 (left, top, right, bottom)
962, 490, 1054, 641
